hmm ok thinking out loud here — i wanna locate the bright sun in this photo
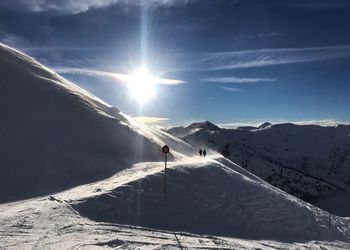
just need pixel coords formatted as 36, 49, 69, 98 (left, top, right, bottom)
127, 66, 156, 104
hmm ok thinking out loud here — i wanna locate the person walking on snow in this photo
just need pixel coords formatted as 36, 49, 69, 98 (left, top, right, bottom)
203, 149, 207, 157
199, 149, 202, 156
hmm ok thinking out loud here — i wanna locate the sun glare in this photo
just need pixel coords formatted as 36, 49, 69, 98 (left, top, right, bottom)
127, 66, 156, 104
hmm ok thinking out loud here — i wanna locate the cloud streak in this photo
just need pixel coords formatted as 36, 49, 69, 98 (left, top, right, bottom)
0, 0, 197, 14
218, 119, 349, 129
218, 86, 242, 92
53, 67, 185, 85
0, 28, 27, 49
202, 77, 276, 84
185, 45, 350, 71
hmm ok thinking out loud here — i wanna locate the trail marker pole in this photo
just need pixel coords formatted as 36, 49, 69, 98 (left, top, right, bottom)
164, 153, 167, 194
162, 145, 170, 195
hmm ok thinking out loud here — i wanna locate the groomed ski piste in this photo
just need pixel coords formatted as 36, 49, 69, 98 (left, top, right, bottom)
0, 43, 350, 249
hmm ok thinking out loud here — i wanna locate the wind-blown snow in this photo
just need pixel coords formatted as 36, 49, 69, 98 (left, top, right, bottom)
1, 43, 350, 249
0, 43, 192, 203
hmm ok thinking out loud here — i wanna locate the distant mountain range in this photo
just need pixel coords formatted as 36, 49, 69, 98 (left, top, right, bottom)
166, 121, 350, 214
4, 43, 350, 246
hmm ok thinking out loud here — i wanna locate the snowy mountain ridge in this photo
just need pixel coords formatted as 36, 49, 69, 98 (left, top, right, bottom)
167, 121, 350, 215
1, 43, 350, 249
0, 42, 193, 203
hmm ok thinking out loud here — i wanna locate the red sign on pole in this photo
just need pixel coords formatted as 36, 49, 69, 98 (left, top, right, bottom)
162, 145, 169, 154
162, 145, 169, 195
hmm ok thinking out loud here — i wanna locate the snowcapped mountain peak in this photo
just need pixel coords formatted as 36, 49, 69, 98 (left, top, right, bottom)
1, 43, 350, 249
258, 122, 273, 129
167, 119, 350, 212
188, 120, 219, 130
166, 120, 219, 138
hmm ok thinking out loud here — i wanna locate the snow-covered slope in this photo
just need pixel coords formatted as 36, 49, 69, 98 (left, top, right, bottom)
2, 196, 349, 249
167, 122, 350, 214
72, 157, 350, 242
1, 43, 350, 249
0, 43, 193, 203
1, 156, 350, 249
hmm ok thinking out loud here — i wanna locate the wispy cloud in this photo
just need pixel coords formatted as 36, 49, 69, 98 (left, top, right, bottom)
202, 77, 276, 84
0, 0, 197, 14
0, 28, 27, 48
133, 116, 169, 124
218, 119, 349, 129
0, 0, 117, 14
218, 86, 242, 92
291, 119, 348, 126
53, 67, 185, 85
186, 45, 350, 71
21, 46, 98, 52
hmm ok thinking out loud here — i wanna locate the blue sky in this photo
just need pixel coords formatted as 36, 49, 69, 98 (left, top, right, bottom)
1, 0, 350, 127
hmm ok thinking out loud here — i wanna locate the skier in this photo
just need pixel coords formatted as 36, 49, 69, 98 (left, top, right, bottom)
203, 149, 207, 157
199, 149, 202, 156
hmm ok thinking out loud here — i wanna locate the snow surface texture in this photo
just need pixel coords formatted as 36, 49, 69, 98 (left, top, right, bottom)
167, 121, 350, 215
2, 159, 350, 249
1, 43, 350, 249
73, 158, 350, 242
0, 43, 194, 203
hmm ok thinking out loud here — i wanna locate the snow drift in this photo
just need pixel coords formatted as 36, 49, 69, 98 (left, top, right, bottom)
1, 43, 350, 248
0, 43, 193, 203
72, 157, 350, 242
